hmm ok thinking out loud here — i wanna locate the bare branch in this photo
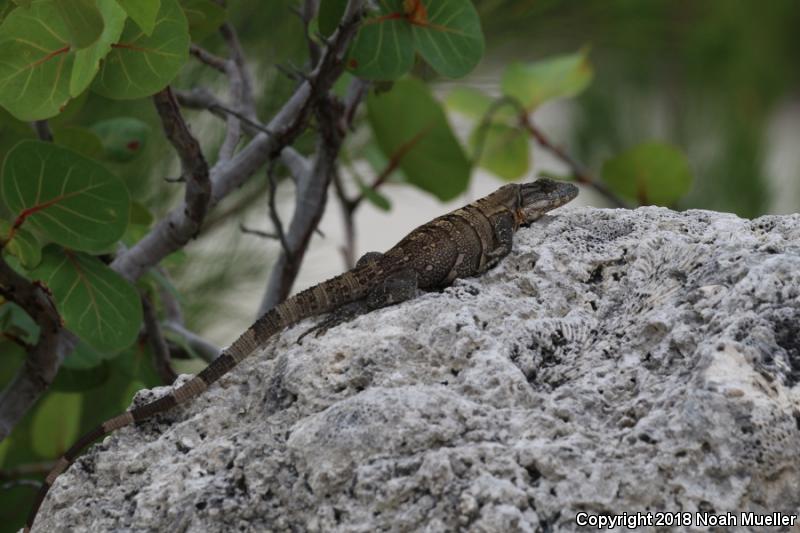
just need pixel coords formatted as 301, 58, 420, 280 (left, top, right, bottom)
266, 162, 291, 257
141, 294, 178, 385
258, 94, 347, 315
518, 114, 628, 208
473, 95, 627, 208
219, 22, 256, 120
189, 44, 227, 73
0, 258, 62, 441
280, 147, 312, 183
155, 267, 183, 324
153, 87, 212, 228
162, 322, 220, 364
31, 120, 53, 142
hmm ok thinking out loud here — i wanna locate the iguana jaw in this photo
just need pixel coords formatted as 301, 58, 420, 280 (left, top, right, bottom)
516, 178, 579, 225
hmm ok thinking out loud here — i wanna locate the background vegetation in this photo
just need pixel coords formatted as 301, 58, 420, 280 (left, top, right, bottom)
0, 1, 798, 530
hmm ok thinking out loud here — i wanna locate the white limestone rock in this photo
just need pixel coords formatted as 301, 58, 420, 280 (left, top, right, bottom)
36, 207, 800, 532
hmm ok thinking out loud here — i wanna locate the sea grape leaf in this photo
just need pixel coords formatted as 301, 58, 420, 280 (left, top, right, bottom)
116, 0, 160, 35
445, 86, 516, 123
90, 117, 150, 161
409, 0, 484, 78
0, 218, 40, 268
54, 0, 104, 49
32, 391, 82, 457
180, 0, 226, 41
501, 49, 593, 111
470, 123, 529, 181
318, 0, 346, 37
348, 0, 483, 80
367, 77, 470, 201
0, 301, 40, 346
93, 0, 189, 99
347, 1, 413, 80
0, 1, 74, 120
602, 142, 693, 205
1, 140, 130, 253
32, 245, 143, 352
52, 126, 105, 158
70, 0, 127, 97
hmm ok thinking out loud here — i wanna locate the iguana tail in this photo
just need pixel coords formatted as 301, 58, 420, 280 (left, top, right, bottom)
25, 267, 371, 532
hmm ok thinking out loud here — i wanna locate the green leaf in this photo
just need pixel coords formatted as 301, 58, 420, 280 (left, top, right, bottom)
93, 0, 189, 99
501, 49, 593, 111
31, 391, 82, 457
55, 0, 104, 49
445, 86, 516, 123
116, 0, 160, 35
601, 142, 693, 205
70, 0, 127, 97
61, 339, 108, 369
51, 360, 111, 391
354, 174, 391, 211
180, 0, 226, 41
1, 140, 131, 253
410, 0, 484, 78
367, 78, 470, 201
348, 0, 483, 80
318, 0, 346, 37
129, 200, 153, 226
0, 1, 74, 120
347, 1, 413, 80
52, 126, 105, 158
0, 301, 40, 346
90, 117, 150, 161
469, 123, 529, 181
0, 219, 41, 268
32, 246, 143, 352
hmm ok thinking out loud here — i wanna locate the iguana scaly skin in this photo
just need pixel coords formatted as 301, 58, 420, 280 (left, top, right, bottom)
26, 178, 577, 531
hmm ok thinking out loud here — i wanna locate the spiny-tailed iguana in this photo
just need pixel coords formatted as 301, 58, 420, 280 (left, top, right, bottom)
26, 178, 578, 531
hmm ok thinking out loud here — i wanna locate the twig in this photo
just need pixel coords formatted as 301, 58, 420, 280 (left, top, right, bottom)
31, 121, 53, 142
141, 294, 178, 385
332, 171, 357, 269
174, 88, 273, 137
518, 114, 627, 208
280, 147, 311, 183
155, 266, 183, 324
0, 258, 62, 441
162, 322, 220, 364
266, 161, 291, 258
152, 87, 212, 230
301, 0, 321, 67
189, 44, 227, 73
219, 22, 256, 120
257, 93, 347, 315
0, 460, 54, 481
239, 224, 278, 240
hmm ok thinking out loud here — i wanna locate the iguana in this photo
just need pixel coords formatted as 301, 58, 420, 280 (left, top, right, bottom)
25, 178, 578, 531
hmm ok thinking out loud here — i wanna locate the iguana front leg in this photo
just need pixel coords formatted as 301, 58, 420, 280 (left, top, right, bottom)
483, 211, 516, 272
298, 254, 418, 341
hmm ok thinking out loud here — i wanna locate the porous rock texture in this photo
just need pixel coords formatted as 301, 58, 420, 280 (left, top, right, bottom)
38, 207, 800, 532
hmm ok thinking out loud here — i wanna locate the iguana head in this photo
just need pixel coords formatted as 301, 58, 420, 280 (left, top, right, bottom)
514, 178, 578, 226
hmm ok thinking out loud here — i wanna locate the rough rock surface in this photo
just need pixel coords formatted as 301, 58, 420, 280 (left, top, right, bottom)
38, 207, 800, 532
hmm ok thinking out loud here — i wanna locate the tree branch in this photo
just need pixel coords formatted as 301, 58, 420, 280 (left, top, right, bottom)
141, 294, 178, 385
152, 87, 212, 229
162, 322, 220, 364
0, 258, 62, 441
257, 93, 347, 315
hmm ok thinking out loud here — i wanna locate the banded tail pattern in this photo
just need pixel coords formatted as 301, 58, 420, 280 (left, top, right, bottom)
25, 268, 373, 532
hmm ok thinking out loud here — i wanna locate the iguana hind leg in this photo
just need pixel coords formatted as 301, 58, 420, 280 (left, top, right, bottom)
298, 267, 418, 342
